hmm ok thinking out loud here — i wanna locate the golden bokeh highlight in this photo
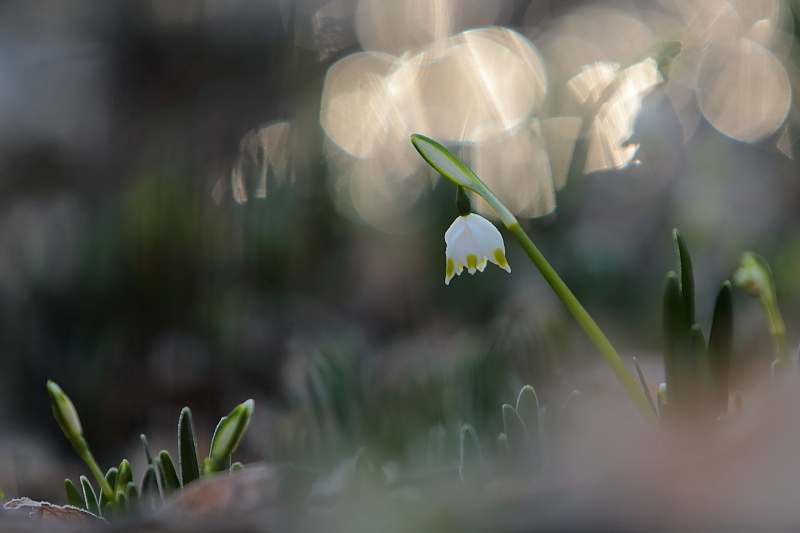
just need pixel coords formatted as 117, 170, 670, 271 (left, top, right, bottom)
696, 39, 790, 143
414, 28, 545, 142
320, 25, 553, 224
465, 121, 555, 218
567, 59, 663, 173
530, 0, 793, 145
310, 0, 799, 226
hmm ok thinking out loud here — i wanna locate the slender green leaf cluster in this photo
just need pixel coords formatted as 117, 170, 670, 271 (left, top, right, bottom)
48, 381, 253, 519
456, 384, 546, 484
660, 230, 733, 422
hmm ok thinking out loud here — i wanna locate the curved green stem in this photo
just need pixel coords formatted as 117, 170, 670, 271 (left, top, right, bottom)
73, 437, 116, 501
732, 251, 789, 373
409, 134, 657, 421
506, 222, 657, 421
761, 295, 788, 367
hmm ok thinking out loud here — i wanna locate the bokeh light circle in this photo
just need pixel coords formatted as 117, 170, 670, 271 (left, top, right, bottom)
696, 39, 790, 143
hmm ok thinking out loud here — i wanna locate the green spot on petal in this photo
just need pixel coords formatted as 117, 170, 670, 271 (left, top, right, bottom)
467, 254, 478, 270
494, 248, 508, 268
446, 258, 455, 278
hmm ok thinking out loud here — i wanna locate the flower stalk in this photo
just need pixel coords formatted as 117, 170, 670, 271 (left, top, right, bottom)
411, 134, 657, 421
506, 223, 656, 420
733, 252, 789, 373
47, 381, 116, 501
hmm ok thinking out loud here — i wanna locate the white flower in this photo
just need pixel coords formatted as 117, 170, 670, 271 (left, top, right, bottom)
444, 213, 511, 285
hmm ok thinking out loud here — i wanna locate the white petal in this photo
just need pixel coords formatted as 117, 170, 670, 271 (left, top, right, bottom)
464, 214, 505, 256
444, 216, 467, 244
443, 213, 511, 284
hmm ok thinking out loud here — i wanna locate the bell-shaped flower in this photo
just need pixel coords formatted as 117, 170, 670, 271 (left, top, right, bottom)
445, 213, 510, 285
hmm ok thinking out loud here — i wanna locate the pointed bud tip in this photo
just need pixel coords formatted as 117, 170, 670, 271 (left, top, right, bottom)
46, 380, 83, 440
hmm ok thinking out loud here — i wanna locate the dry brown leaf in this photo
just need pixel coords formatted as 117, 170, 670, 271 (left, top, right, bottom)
3, 497, 105, 524
160, 465, 276, 521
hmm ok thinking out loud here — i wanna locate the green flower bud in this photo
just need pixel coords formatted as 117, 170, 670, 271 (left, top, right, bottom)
732, 252, 772, 299
410, 134, 517, 227
47, 380, 83, 441
207, 399, 254, 470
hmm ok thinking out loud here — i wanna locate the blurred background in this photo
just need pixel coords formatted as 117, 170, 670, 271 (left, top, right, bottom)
1, 0, 800, 504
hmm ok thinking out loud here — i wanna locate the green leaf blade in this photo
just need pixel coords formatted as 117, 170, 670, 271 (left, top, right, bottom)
140, 464, 160, 509
673, 229, 695, 326
64, 478, 85, 509
708, 281, 733, 417
125, 481, 139, 513
140, 434, 154, 466
502, 404, 531, 469
80, 476, 100, 516
115, 459, 133, 495
178, 407, 200, 486
496, 433, 509, 465
98, 467, 118, 513
156, 450, 181, 494
559, 390, 582, 422
515, 385, 543, 472
663, 270, 687, 416
459, 424, 481, 483
633, 357, 658, 418
689, 323, 711, 413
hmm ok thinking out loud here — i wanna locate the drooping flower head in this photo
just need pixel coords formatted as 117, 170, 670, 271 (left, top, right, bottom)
445, 213, 510, 285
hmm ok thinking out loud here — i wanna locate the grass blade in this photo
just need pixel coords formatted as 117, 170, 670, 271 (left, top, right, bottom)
140, 464, 159, 509
708, 281, 733, 417
633, 357, 658, 418
178, 407, 200, 486
80, 476, 100, 516
156, 450, 181, 494
502, 404, 531, 469
497, 433, 509, 466
115, 459, 133, 495
559, 390, 582, 424
140, 434, 154, 466
125, 481, 139, 513
663, 271, 687, 417
98, 467, 118, 513
689, 324, 710, 411
64, 478, 84, 509
459, 424, 481, 483
673, 229, 695, 325
515, 385, 542, 472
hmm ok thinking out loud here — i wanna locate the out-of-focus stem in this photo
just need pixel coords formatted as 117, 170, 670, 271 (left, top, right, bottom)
761, 294, 788, 369
732, 251, 788, 374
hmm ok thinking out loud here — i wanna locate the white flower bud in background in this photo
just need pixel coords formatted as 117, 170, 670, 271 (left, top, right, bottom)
732, 251, 772, 299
